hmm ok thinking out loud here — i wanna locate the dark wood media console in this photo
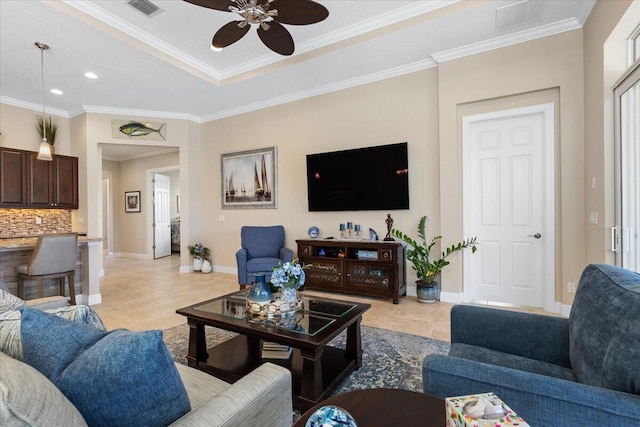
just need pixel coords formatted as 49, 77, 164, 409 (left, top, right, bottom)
297, 239, 406, 304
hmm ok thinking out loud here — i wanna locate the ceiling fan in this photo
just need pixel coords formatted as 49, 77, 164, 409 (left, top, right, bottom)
184, 0, 329, 56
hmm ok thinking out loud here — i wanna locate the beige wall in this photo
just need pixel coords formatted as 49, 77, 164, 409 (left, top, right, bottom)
200, 69, 440, 273
0, 103, 72, 155
438, 30, 585, 306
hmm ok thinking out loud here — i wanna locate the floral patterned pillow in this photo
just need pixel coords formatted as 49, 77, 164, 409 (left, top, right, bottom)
0, 304, 106, 361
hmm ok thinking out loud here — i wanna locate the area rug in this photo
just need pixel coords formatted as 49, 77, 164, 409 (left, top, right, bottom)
162, 324, 450, 394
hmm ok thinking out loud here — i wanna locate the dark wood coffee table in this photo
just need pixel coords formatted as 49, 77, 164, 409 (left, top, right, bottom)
294, 388, 445, 427
176, 291, 371, 410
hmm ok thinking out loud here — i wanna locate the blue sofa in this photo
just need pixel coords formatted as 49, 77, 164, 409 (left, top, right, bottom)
423, 263, 640, 426
236, 225, 293, 286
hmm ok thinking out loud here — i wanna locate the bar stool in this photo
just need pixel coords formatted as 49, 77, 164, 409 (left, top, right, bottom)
16, 233, 78, 305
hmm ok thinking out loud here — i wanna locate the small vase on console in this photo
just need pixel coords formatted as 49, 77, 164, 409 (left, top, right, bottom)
193, 257, 203, 272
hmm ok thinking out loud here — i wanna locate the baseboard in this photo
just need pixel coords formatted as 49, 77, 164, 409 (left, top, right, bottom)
559, 303, 572, 317
113, 252, 151, 260
214, 265, 237, 274
78, 293, 102, 306
179, 265, 191, 273
440, 291, 461, 303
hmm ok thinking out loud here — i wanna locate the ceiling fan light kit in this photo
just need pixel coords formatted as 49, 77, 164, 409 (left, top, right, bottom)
184, 0, 329, 56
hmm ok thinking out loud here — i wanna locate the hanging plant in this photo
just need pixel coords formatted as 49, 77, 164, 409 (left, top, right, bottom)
35, 115, 59, 145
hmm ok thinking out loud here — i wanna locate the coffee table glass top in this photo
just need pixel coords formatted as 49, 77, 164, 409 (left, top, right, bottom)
193, 291, 357, 336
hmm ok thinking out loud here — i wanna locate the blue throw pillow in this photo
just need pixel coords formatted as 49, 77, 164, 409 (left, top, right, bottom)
20, 307, 191, 427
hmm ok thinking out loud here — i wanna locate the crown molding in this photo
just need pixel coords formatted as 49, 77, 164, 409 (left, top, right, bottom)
218, 1, 458, 79
431, 17, 582, 64
82, 105, 201, 122
203, 58, 438, 122
58, 0, 222, 83
0, 96, 71, 118
575, 0, 597, 26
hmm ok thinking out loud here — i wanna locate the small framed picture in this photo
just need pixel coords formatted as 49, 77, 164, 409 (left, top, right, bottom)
125, 191, 141, 213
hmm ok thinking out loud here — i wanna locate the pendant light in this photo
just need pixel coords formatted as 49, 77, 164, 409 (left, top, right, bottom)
36, 42, 53, 161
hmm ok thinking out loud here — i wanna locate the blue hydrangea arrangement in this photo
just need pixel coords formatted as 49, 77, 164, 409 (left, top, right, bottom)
271, 260, 309, 289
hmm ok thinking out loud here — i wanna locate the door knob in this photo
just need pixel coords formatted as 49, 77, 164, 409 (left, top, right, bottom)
528, 233, 542, 239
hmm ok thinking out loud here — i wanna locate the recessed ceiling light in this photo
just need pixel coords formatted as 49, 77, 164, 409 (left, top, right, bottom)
84, 72, 98, 79
210, 45, 223, 52
50, 89, 63, 95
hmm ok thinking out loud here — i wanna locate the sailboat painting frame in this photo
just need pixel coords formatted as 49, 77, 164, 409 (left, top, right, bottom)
221, 146, 277, 209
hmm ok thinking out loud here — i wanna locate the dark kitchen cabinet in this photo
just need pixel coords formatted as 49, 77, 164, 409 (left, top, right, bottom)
0, 148, 78, 209
0, 148, 27, 207
26, 152, 78, 209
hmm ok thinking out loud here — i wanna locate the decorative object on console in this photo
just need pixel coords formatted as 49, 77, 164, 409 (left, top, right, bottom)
308, 226, 320, 238
305, 405, 358, 427
124, 191, 141, 213
34, 42, 55, 161
339, 223, 346, 238
384, 214, 394, 241
221, 146, 277, 209
183, 0, 329, 56
392, 216, 477, 303
369, 228, 378, 241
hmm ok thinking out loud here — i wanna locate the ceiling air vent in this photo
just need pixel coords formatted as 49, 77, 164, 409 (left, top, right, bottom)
127, 0, 162, 17
495, 0, 545, 32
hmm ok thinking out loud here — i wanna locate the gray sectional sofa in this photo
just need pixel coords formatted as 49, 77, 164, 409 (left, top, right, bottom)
1, 294, 293, 427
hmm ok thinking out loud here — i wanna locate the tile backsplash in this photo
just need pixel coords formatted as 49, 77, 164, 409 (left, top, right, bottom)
0, 209, 72, 238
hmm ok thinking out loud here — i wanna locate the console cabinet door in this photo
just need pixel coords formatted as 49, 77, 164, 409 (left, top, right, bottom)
0, 148, 27, 207
304, 259, 344, 290
53, 155, 78, 208
346, 261, 395, 297
26, 151, 54, 208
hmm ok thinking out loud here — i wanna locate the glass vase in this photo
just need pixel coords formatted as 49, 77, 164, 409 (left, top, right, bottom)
248, 273, 272, 303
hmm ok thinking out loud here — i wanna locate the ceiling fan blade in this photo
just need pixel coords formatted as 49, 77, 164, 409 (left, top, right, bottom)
257, 21, 294, 56
182, 0, 234, 12
270, 0, 329, 25
213, 21, 251, 48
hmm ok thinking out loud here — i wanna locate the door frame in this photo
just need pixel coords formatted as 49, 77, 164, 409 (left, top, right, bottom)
462, 103, 556, 312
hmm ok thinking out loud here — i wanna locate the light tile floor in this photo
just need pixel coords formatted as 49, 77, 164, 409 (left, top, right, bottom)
93, 254, 553, 342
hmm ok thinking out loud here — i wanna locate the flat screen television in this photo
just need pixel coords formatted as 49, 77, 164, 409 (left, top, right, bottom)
306, 142, 409, 211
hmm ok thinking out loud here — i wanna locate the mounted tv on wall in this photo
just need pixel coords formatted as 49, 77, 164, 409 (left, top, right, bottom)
306, 142, 409, 211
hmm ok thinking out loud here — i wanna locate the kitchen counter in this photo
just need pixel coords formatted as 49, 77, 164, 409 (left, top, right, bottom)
0, 236, 102, 252
0, 236, 103, 305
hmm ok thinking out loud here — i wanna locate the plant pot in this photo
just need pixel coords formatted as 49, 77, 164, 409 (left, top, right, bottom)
201, 259, 212, 273
416, 279, 439, 303
193, 257, 203, 272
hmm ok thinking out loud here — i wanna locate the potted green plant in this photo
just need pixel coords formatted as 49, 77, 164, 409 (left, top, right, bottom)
35, 115, 59, 146
392, 216, 477, 303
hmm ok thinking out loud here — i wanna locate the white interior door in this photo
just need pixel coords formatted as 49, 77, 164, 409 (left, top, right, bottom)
464, 104, 554, 308
153, 173, 171, 259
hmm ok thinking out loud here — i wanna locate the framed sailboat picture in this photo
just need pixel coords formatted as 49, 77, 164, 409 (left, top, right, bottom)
221, 146, 277, 209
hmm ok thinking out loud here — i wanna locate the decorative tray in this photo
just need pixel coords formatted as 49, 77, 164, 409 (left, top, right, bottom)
246, 297, 304, 318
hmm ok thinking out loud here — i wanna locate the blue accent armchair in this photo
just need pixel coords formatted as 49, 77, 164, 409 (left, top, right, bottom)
235, 225, 293, 287
423, 264, 640, 426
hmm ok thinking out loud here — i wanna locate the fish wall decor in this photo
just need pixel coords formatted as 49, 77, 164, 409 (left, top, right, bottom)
111, 120, 167, 141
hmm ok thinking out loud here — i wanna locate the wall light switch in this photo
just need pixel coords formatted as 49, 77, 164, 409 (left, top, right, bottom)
218, 215, 225, 222
78, 217, 84, 224
568, 282, 576, 293
35, 217, 42, 225
589, 212, 598, 225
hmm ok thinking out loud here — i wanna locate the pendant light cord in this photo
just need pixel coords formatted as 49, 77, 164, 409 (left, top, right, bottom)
36, 42, 49, 142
